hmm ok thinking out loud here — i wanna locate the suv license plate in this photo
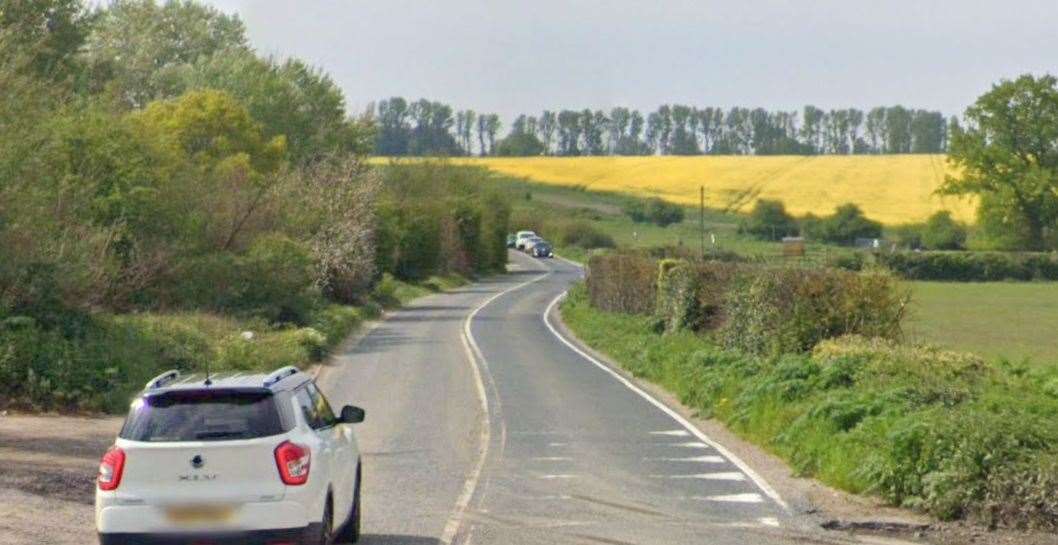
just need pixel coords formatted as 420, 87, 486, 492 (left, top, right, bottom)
165, 505, 235, 525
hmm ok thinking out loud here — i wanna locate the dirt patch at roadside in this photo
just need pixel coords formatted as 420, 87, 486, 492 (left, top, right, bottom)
0, 413, 122, 545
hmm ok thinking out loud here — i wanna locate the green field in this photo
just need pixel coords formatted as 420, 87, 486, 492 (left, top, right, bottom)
499, 176, 1058, 367
497, 176, 838, 260
908, 281, 1058, 365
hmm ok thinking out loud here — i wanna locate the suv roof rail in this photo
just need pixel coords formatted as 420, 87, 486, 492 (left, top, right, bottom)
145, 369, 181, 391
263, 366, 301, 388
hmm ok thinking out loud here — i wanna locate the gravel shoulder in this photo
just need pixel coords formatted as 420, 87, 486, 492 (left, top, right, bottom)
0, 413, 122, 545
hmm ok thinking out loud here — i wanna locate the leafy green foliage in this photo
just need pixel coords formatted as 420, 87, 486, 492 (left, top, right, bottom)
375, 162, 510, 280
589, 253, 906, 354
84, 0, 249, 105
802, 203, 883, 245
0, 0, 91, 81
495, 131, 546, 156
562, 290, 1058, 528
877, 251, 1058, 281
739, 199, 799, 240
585, 253, 657, 314
623, 197, 685, 227
557, 221, 616, 249
920, 211, 968, 250
942, 74, 1058, 250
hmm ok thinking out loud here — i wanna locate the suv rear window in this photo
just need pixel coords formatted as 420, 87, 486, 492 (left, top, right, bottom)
120, 390, 286, 442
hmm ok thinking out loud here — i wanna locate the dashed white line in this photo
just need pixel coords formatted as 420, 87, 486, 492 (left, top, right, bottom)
645, 455, 726, 463
538, 474, 579, 480
650, 429, 691, 437
443, 267, 552, 545
653, 472, 746, 481
692, 493, 765, 504
530, 456, 573, 462
543, 290, 790, 513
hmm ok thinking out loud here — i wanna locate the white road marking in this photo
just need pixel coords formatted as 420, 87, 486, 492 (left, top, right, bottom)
673, 441, 710, 449
650, 429, 691, 437
543, 290, 791, 513
530, 456, 573, 462
652, 472, 746, 481
547, 442, 569, 447
692, 493, 765, 503
759, 517, 781, 527
443, 266, 552, 545
538, 474, 579, 480
645, 455, 726, 463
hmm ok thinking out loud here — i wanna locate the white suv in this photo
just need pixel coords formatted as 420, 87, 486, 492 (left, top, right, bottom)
96, 366, 364, 545
514, 230, 537, 251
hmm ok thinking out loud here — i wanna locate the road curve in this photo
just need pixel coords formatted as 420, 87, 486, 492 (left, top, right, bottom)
319, 251, 859, 545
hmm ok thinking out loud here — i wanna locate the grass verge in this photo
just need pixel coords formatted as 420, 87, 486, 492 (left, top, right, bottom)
559, 283, 1058, 529
0, 275, 465, 414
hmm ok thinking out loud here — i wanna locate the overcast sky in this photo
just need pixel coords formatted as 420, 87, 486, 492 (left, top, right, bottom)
198, 0, 1058, 121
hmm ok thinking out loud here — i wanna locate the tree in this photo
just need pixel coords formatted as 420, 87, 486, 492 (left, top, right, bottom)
920, 211, 967, 250
941, 74, 1058, 250
375, 97, 411, 156
131, 90, 287, 251
0, 0, 91, 81
556, 110, 581, 156
407, 99, 460, 156
866, 107, 887, 153
537, 110, 556, 154
483, 114, 501, 155
84, 0, 248, 106
740, 199, 799, 240
803, 203, 882, 245
187, 51, 367, 164
801, 105, 825, 154
884, 106, 913, 153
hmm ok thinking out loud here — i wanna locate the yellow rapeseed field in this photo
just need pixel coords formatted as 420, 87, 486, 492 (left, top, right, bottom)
449, 155, 975, 225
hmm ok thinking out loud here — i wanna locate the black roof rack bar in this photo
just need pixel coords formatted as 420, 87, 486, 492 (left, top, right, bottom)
263, 366, 300, 388
145, 370, 181, 391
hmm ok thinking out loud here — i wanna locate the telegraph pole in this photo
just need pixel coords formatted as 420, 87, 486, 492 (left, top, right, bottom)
699, 185, 705, 259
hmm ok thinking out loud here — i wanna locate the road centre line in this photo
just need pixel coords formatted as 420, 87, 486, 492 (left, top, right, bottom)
442, 265, 552, 545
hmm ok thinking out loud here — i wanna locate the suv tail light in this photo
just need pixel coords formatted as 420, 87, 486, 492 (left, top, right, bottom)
98, 446, 126, 491
274, 441, 310, 485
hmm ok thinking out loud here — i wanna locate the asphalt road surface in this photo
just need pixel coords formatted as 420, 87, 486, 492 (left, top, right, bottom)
318, 251, 864, 545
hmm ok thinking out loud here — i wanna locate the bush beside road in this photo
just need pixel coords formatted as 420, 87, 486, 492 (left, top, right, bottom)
561, 259, 1058, 530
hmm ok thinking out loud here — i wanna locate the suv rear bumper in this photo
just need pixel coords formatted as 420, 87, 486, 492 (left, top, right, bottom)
98, 524, 320, 545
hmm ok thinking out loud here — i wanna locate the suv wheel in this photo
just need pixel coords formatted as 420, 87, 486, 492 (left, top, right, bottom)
336, 464, 362, 543
318, 498, 334, 545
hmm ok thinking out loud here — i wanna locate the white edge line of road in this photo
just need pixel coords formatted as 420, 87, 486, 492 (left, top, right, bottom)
440, 264, 553, 545
541, 289, 792, 514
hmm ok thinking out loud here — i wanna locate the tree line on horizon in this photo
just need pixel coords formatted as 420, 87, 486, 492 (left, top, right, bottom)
371, 98, 953, 158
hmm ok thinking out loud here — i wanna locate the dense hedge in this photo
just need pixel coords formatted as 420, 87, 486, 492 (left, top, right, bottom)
719, 267, 906, 354
588, 253, 907, 354
878, 251, 1058, 281
586, 253, 657, 314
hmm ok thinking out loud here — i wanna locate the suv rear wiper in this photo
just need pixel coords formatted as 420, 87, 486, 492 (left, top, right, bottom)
194, 431, 247, 440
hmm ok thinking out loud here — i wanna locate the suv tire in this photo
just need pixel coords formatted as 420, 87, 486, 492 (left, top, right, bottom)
317, 497, 334, 545
336, 465, 362, 543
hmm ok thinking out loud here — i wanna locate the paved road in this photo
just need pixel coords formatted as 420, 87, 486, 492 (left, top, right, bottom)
319, 251, 860, 545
